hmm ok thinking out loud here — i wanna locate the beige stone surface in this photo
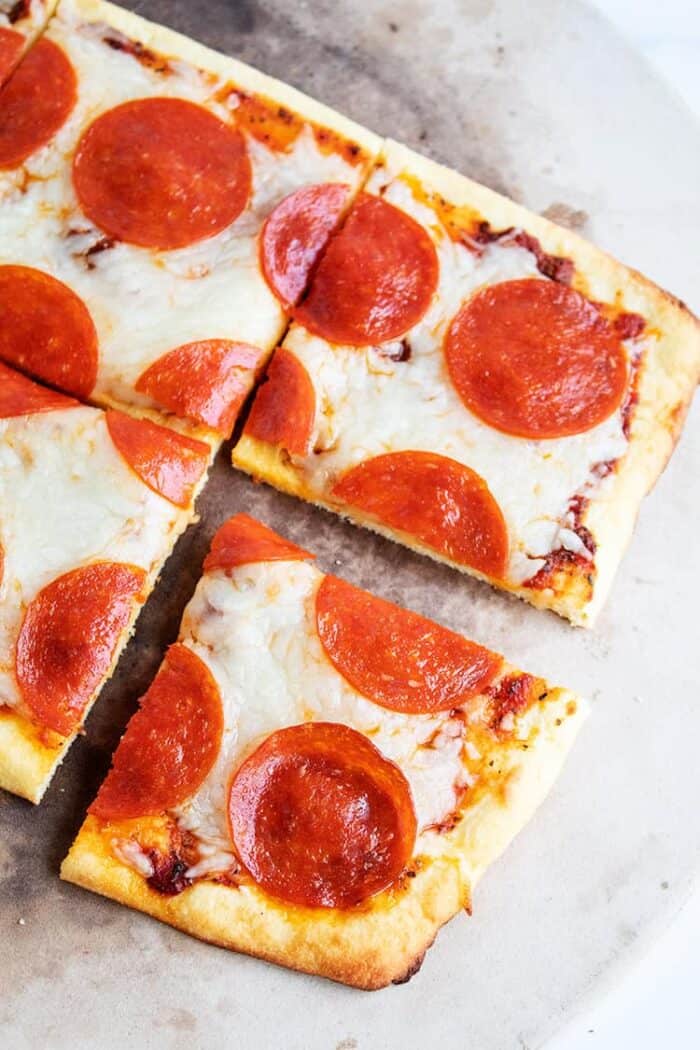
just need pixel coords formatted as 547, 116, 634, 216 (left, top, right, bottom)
0, 1, 698, 1047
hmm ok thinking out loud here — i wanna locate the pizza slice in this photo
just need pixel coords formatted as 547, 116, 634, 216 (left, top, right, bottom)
0, 362, 211, 803
0, 0, 380, 440
62, 513, 585, 989
0, 0, 55, 84
234, 140, 700, 626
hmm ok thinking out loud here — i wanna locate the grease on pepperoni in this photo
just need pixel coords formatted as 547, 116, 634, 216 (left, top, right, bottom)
295, 193, 439, 346
106, 410, 209, 508
228, 722, 417, 908
90, 644, 224, 822
333, 450, 509, 578
73, 98, 251, 250
135, 340, 263, 435
316, 575, 501, 714
0, 266, 98, 399
204, 513, 312, 573
0, 361, 79, 417
16, 563, 146, 736
261, 182, 350, 308
243, 348, 315, 456
445, 279, 628, 439
0, 36, 77, 168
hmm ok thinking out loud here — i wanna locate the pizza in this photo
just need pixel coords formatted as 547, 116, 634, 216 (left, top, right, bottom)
0, 0, 379, 439
0, 0, 55, 83
233, 139, 700, 625
0, 362, 211, 802
62, 513, 585, 988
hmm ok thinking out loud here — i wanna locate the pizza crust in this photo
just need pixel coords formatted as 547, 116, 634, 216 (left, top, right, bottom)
62, 685, 584, 988
62, 0, 381, 157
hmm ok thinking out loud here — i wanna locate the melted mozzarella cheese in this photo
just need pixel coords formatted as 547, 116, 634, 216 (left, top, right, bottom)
0, 405, 183, 714
0, 0, 364, 415
285, 171, 633, 584
172, 561, 471, 872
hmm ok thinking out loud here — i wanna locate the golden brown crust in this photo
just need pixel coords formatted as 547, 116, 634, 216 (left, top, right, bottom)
62, 685, 584, 988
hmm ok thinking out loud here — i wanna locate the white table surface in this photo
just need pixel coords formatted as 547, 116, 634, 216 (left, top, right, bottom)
550, 3, 699, 1047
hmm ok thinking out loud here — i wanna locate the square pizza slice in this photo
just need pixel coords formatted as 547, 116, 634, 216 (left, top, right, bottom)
0, 362, 211, 802
0, 0, 56, 84
233, 139, 700, 626
62, 514, 585, 989
0, 0, 380, 440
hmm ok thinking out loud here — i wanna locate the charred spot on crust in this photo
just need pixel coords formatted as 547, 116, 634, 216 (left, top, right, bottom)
487, 673, 536, 728
467, 221, 574, 284
392, 951, 426, 985
618, 344, 645, 438
103, 32, 172, 74
526, 493, 598, 593
147, 849, 191, 896
424, 810, 463, 835
85, 236, 115, 268
614, 311, 646, 341
66, 228, 116, 271
513, 230, 574, 284
526, 547, 594, 593
7, 0, 30, 24
378, 339, 412, 362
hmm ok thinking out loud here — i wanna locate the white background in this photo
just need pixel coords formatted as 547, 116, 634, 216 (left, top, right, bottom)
550, 2, 699, 1047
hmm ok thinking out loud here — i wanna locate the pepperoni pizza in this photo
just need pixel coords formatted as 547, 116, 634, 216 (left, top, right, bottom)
0, 0, 379, 438
0, 0, 55, 84
0, 362, 210, 802
62, 514, 585, 988
234, 140, 700, 625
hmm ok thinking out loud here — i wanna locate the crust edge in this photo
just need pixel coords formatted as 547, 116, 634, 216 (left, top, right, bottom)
62, 685, 585, 987
58, 0, 382, 156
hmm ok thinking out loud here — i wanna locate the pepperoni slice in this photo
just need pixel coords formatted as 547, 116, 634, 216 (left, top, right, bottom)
203, 513, 312, 574
0, 36, 77, 168
0, 361, 79, 417
444, 279, 628, 439
228, 722, 417, 908
0, 27, 22, 85
316, 575, 501, 714
260, 183, 350, 308
90, 644, 223, 822
106, 410, 209, 508
243, 348, 315, 456
135, 340, 263, 435
0, 266, 98, 399
295, 193, 439, 346
332, 451, 508, 579
16, 563, 146, 736
73, 98, 251, 250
